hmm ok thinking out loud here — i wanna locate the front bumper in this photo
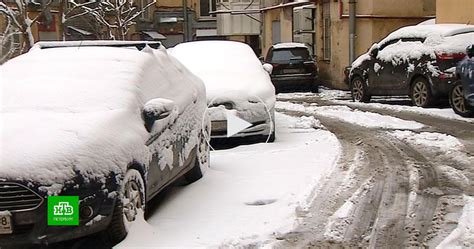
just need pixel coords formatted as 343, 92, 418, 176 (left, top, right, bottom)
211, 119, 273, 138
0, 180, 117, 247
271, 73, 318, 92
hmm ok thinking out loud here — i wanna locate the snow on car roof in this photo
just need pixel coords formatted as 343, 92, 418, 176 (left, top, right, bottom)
2, 46, 154, 112
33, 40, 162, 50
381, 24, 474, 44
169, 40, 275, 106
272, 42, 308, 49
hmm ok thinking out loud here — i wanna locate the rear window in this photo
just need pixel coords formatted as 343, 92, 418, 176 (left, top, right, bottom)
268, 48, 310, 62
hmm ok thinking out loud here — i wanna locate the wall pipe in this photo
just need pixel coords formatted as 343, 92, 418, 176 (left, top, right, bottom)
349, 0, 356, 64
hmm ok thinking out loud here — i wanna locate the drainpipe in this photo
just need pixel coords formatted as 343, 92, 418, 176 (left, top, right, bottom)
349, 0, 356, 64
183, 0, 189, 41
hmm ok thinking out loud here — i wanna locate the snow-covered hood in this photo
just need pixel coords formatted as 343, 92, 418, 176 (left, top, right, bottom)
169, 41, 276, 108
0, 110, 149, 187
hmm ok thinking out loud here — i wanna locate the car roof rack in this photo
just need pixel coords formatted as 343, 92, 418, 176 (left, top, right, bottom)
33, 41, 161, 50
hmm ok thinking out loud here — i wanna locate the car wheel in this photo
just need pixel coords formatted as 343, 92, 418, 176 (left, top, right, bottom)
351, 76, 371, 102
184, 126, 210, 183
450, 81, 474, 117
410, 77, 433, 107
107, 169, 145, 244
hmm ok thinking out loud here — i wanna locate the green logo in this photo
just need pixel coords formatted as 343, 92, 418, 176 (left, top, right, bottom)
47, 196, 79, 226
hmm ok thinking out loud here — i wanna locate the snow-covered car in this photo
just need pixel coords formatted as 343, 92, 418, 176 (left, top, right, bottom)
450, 44, 474, 117
169, 41, 276, 141
350, 24, 474, 107
0, 41, 210, 246
264, 43, 319, 93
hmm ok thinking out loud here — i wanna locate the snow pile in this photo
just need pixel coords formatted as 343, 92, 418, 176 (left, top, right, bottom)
318, 88, 351, 100
291, 116, 323, 129
276, 101, 424, 130
277, 92, 318, 99
116, 113, 340, 247
390, 130, 463, 150
437, 195, 474, 248
319, 90, 474, 123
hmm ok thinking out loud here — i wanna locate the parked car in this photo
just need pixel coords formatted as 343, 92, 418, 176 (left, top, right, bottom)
349, 24, 474, 107
450, 45, 474, 117
0, 41, 209, 247
169, 41, 276, 142
264, 42, 319, 93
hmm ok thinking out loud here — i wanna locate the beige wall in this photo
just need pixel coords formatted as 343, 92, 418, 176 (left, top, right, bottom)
316, 0, 435, 89
436, 0, 474, 24
262, 6, 294, 56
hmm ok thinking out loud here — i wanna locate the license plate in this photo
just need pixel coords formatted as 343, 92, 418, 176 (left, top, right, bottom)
212, 120, 227, 131
0, 213, 12, 234
283, 68, 303, 74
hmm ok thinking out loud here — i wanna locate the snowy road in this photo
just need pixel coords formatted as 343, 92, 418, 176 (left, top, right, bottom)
273, 90, 474, 248
115, 113, 340, 248
60, 90, 473, 249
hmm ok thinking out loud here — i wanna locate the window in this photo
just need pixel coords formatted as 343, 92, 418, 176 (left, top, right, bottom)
322, 1, 331, 60
268, 48, 311, 62
200, 0, 216, 17
140, 0, 151, 20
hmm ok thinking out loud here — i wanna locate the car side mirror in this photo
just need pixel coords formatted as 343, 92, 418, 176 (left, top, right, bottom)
467, 45, 474, 58
143, 98, 175, 132
262, 63, 273, 74
369, 47, 379, 58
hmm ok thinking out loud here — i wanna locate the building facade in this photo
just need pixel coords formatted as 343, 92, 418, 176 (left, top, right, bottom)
262, 0, 436, 90
436, 0, 473, 24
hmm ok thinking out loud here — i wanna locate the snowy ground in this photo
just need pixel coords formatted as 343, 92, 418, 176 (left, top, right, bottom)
274, 89, 474, 248
116, 113, 340, 248
278, 89, 474, 123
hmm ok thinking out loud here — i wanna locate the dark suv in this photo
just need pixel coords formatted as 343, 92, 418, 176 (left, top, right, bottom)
450, 45, 474, 117
264, 43, 319, 93
350, 24, 474, 107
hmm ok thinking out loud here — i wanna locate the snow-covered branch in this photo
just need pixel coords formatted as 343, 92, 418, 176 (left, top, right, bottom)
66, 0, 156, 40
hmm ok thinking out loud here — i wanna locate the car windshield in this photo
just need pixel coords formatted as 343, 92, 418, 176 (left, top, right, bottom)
269, 48, 310, 62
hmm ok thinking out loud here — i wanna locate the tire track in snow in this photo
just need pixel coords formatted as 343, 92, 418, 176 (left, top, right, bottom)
272, 105, 469, 248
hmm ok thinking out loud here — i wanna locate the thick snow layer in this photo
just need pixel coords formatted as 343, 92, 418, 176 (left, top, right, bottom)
0, 46, 206, 189
381, 24, 474, 44
273, 42, 308, 49
437, 195, 474, 248
318, 88, 474, 123
390, 130, 463, 150
115, 113, 340, 247
169, 41, 276, 111
352, 24, 474, 69
276, 101, 424, 130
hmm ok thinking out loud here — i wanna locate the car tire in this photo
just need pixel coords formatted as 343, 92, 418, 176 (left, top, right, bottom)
107, 169, 146, 244
449, 81, 474, 117
310, 84, 319, 93
267, 130, 276, 142
410, 77, 434, 107
351, 76, 371, 102
184, 125, 210, 183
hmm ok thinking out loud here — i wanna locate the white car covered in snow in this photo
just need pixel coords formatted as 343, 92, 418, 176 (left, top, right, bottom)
169, 41, 276, 142
0, 41, 209, 246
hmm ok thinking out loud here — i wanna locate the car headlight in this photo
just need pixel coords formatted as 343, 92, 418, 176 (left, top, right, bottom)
211, 102, 234, 110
